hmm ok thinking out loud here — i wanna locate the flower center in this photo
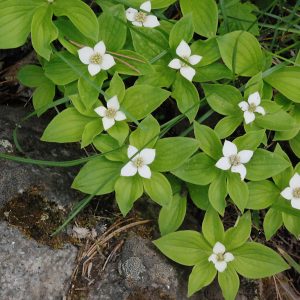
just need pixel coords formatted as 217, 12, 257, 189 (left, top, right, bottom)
248, 103, 257, 113
105, 108, 116, 119
292, 187, 300, 198
135, 11, 147, 22
134, 157, 144, 168
90, 53, 103, 65
180, 56, 189, 67
216, 253, 224, 262
229, 154, 240, 166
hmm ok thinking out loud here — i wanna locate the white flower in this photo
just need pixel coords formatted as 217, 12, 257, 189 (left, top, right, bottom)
281, 173, 300, 210
121, 145, 156, 179
94, 96, 126, 130
168, 40, 202, 82
215, 140, 253, 181
238, 92, 266, 124
126, 1, 160, 28
78, 41, 116, 76
208, 242, 234, 272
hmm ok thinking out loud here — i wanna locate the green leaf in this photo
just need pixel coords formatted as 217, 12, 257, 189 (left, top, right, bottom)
188, 184, 210, 210
105, 73, 125, 101
54, 18, 92, 55
191, 38, 220, 67
53, 0, 99, 41
122, 85, 170, 120
218, 265, 240, 300
45, 51, 86, 85
224, 212, 251, 251
188, 260, 217, 297
290, 132, 300, 158
72, 157, 122, 195
264, 67, 300, 103
209, 172, 227, 215
0, 0, 43, 49
227, 172, 249, 212
194, 123, 222, 160
136, 64, 176, 88
180, 0, 218, 38
194, 62, 232, 82
97, 4, 127, 51
130, 27, 170, 63
81, 119, 103, 148
244, 72, 263, 98
18, 65, 48, 87
219, 1, 259, 36
246, 180, 279, 209
129, 115, 160, 149
233, 129, 265, 151
169, 14, 194, 49
172, 74, 200, 122
272, 144, 293, 189
282, 213, 300, 238
274, 104, 300, 140
202, 207, 225, 245
115, 176, 143, 216
107, 122, 129, 145
111, 50, 153, 76
272, 196, 300, 218
275, 127, 299, 141
41, 108, 91, 143
202, 83, 242, 115
118, 0, 176, 9
143, 172, 172, 206
31, 5, 58, 60
263, 208, 283, 240
18, 65, 56, 114
93, 134, 126, 162
78, 73, 107, 109
151, 137, 199, 172
151, 0, 177, 9
69, 95, 95, 117
215, 115, 242, 139
246, 149, 290, 181
232, 242, 289, 278
159, 193, 187, 235
217, 31, 264, 76
255, 106, 297, 131
153, 230, 211, 266
32, 83, 56, 114
172, 153, 218, 185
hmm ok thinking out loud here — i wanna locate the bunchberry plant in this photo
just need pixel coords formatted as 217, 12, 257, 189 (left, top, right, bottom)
1, 0, 299, 299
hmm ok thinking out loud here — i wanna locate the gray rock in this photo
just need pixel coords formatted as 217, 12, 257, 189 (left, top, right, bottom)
0, 106, 80, 298
88, 234, 258, 300
0, 221, 77, 300
88, 234, 188, 300
0, 105, 82, 207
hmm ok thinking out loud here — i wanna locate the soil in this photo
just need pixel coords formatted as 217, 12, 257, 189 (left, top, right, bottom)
0, 187, 74, 248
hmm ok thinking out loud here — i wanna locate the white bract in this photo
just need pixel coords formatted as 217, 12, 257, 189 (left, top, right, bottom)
238, 92, 265, 124
94, 96, 126, 130
208, 242, 234, 272
121, 145, 156, 179
78, 41, 116, 76
126, 1, 160, 28
216, 140, 253, 181
280, 173, 300, 210
168, 40, 202, 82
